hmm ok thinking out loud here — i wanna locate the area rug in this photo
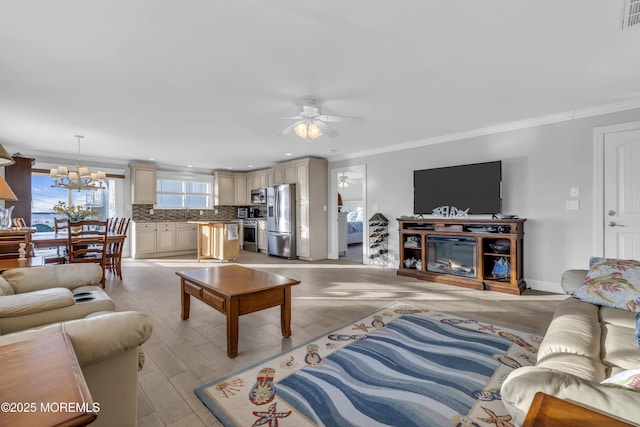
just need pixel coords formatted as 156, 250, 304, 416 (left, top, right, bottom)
195, 302, 542, 427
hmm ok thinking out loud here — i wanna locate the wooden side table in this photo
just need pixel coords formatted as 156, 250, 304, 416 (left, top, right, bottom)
0, 333, 97, 427
523, 392, 635, 427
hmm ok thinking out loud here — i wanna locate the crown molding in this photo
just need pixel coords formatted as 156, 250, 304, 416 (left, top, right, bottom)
330, 98, 640, 162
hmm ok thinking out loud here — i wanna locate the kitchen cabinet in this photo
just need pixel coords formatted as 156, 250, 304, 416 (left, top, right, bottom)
235, 175, 248, 205
132, 222, 157, 255
176, 222, 197, 251
295, 157, 328, 261
130, 163, 157, 205
257, 219, 267, 252
273, 164, 296, 185
214, 171, 235, 206
132, 221, 198, 258
248, 170, 273, 190
156, 222, 176, 252
197, 222, 240, 261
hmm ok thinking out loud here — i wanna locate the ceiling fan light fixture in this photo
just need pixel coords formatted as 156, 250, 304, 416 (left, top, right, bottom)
293, 121, 322, 140
293, 122, 308, 139
307, 122, 322, 139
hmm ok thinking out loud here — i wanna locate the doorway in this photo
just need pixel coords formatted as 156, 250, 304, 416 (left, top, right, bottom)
328, 164, 367, 262
594, 121, 640, 259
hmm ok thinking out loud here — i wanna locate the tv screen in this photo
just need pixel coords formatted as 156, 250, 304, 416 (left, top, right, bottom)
413, 161, 502, 215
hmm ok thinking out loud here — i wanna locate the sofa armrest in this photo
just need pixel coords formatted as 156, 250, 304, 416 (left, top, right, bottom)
560, 269, 588, 295
0, 288, 74, 317
0, 311, 153, 367
501, 366, 640, 426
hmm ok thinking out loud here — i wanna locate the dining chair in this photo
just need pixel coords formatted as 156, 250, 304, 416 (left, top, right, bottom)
54, 218, 69, 232
66, 219, 108, 288
42, 217, 71, 264
107, 218, 130, 280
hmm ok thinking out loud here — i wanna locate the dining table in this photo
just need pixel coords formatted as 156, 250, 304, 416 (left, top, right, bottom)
30, 231, 126, 248
30, 231, 128, 279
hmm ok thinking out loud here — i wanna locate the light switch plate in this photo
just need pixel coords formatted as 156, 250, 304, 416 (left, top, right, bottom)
566, 200, 579, 210
570, 187, 579, 197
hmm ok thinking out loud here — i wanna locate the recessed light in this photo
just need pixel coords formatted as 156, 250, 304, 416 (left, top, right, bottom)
248, 165, 254, 168
285, 153, 293, 156
187, 165, 193, 168
227, 167, 233, 170
148, 157, 156, 161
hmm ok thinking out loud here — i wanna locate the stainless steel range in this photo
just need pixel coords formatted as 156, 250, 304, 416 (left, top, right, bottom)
242, 218, 258, 252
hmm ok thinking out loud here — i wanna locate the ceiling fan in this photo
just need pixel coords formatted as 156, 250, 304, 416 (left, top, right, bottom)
338, 172, 357, 188
272, 99, 364, 140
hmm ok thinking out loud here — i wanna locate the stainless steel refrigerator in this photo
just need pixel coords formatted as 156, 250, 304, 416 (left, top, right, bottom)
267, 183, 296, 259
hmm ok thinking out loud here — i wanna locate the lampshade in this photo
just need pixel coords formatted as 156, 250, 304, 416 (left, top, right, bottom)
0, 176, 18, 201
0, 145, 15, 166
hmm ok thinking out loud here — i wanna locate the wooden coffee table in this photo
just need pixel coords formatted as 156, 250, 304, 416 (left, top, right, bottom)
176, 265, 300, 358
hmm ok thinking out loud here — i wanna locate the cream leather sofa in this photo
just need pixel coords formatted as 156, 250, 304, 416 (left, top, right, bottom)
0, 311, 153, 427
501, 269, 640, 425
0, 263, 114, 333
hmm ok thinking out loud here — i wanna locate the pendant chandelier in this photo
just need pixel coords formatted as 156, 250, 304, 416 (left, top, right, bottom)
50, 135, 106, 191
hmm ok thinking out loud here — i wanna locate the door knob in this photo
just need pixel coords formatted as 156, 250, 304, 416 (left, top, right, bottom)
608, 221, 620, 227
608, 210, 616, 216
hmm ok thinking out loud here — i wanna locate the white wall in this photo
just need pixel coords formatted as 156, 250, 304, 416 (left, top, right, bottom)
329, 108, 640, 293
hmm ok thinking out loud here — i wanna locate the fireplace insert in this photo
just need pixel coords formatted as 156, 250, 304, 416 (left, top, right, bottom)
426, 236, 477, 278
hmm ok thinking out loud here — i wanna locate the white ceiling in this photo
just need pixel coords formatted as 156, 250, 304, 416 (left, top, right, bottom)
1, 1, 639, 173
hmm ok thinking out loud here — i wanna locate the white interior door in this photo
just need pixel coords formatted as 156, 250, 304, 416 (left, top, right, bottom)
604, 128, 640, 259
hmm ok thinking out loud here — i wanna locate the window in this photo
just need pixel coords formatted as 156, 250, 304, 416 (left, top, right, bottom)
156, 173, 212, 209
31, 173, 122, 231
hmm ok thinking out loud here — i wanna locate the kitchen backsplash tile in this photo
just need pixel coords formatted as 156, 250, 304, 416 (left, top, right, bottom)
132, 204, 240, 222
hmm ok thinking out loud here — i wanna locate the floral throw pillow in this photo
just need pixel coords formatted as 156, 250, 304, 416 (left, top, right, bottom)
573, 257, 640, 312
636, 312, 640, 346
601, 369, 640, 392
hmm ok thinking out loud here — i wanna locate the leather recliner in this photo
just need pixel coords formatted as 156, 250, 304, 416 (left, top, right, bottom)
0, 311, 153, 427
0, 263, 114, 334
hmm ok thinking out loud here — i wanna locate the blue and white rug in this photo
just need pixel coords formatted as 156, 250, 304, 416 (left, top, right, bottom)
195, 302, 541, 427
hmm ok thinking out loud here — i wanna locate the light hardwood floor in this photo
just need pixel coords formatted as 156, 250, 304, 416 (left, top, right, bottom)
105, 251, 568, 427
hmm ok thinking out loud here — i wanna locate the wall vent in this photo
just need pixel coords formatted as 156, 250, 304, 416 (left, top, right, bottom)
622, 0, 640, 29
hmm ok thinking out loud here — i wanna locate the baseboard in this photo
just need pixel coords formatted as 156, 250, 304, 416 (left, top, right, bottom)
525, 279, 564, 294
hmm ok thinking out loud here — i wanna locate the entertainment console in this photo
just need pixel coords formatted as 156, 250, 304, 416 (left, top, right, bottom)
397, 217, 526, 295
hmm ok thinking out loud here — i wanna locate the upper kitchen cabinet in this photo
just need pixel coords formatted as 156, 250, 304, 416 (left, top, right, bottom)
273, 164, 296, 185
214, 171, 236, 206
130, 163, 157, 205
235, 174, 248, 205
247, 169, 273, 191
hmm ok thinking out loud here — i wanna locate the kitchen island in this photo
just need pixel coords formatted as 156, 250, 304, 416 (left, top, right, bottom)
191, 221, 240, 262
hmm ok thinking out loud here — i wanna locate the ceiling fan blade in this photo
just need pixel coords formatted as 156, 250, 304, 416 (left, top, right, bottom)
260, 116, 302, 120
314, 120, 339, 137
320, 114, 364, 123
279, 120, 303, 136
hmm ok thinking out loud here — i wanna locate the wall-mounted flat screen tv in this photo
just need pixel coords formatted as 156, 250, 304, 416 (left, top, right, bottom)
413, 160, 502, 215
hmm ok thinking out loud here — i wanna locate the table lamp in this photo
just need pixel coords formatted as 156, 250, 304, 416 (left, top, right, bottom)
0, 175, 18, 229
